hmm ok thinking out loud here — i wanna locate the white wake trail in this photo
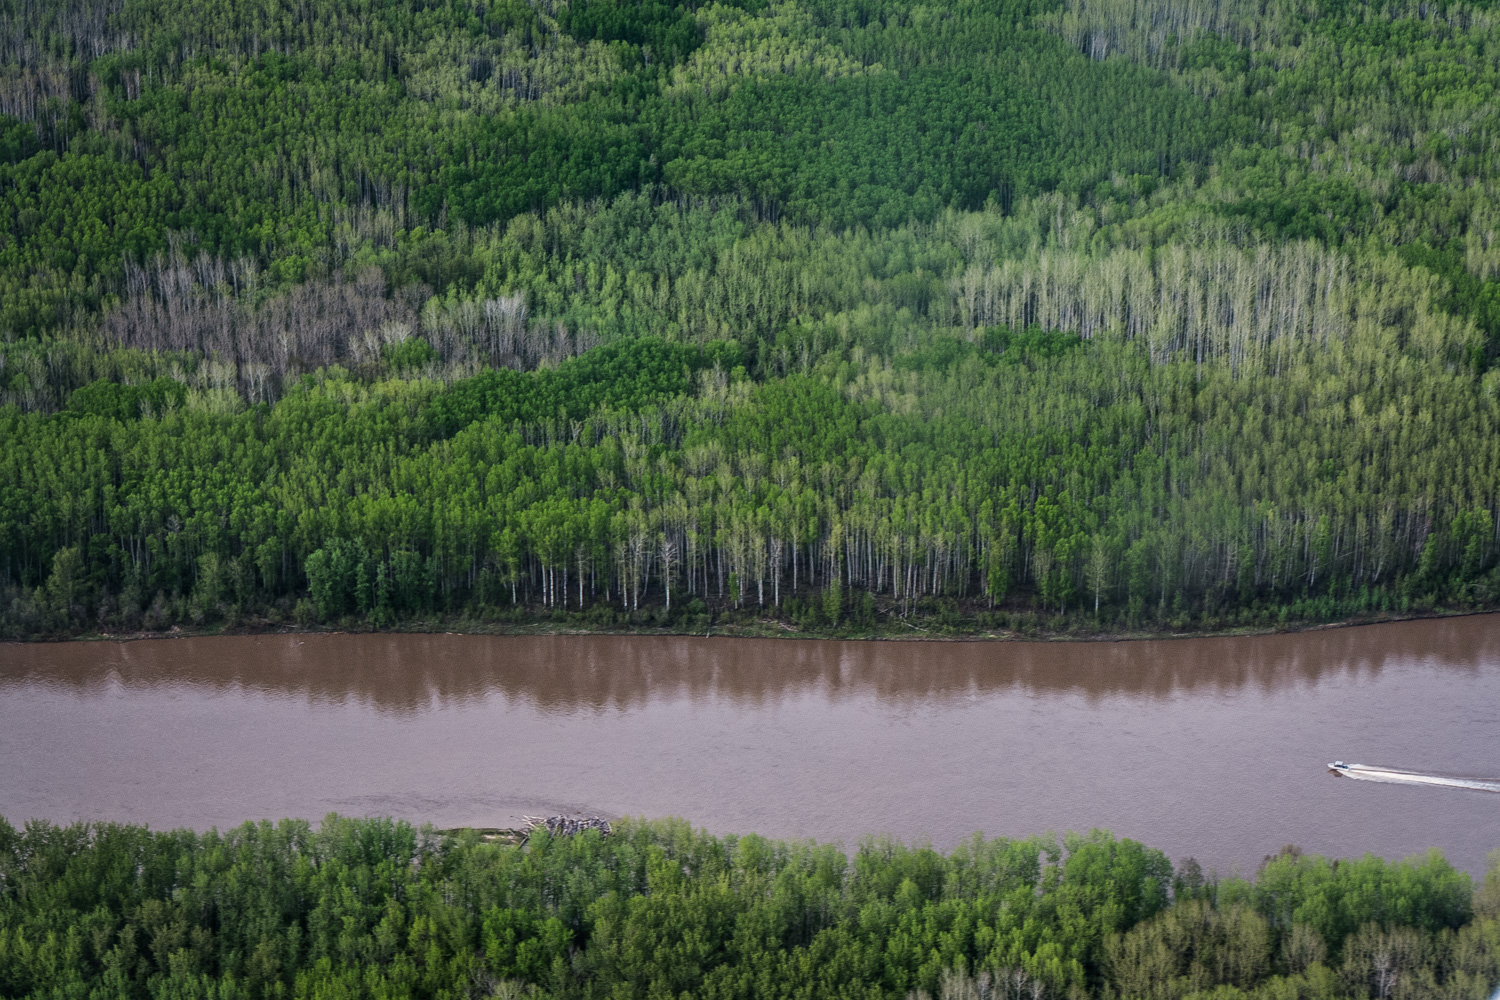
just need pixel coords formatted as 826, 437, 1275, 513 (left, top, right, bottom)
1336, 764, 1500, 793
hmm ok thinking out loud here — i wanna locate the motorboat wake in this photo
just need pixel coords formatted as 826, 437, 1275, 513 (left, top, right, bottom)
1328, 761, 1500, 793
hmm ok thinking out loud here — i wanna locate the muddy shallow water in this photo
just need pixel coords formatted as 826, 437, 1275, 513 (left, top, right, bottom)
2, 616, 1498, 875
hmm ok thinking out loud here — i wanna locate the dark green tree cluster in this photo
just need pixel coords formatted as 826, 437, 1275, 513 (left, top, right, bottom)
0, 814, 1495, 1000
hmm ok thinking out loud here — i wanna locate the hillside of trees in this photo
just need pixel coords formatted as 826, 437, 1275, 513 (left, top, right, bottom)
0, 815, 1496, 1000
5, 0, 1500, 636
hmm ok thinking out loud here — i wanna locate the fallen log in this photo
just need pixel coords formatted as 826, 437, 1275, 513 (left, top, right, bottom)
520, 815, 611, 844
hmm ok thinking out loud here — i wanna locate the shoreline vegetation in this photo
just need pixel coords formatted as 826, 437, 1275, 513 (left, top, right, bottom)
1, 814, 1496, 1000
19, 604, 1500, 646
8, 328, 1500, 643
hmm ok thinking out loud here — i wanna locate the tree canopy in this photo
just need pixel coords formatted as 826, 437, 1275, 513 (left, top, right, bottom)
5, 0, 1500, 636
0, 815, 1495, 1000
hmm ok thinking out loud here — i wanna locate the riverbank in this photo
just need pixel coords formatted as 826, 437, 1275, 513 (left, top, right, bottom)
20, 600, 1500, 644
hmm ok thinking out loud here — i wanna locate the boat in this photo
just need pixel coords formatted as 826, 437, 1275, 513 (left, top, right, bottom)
1328, 760, 1350, 773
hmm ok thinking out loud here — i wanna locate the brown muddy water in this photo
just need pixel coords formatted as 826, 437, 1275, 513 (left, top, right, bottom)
2, 616, 1498, 876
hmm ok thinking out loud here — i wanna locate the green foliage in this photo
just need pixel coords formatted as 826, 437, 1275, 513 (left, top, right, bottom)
382, 335, 438, 373
0, 816, 1491, 1000
424, 336, 726, 437
0, 0, 1232, 339
1105, 848, 1495, 1000
555, 0, 704, 60
0, 115, 39, 165
65, 377, 187, 420
1399, 240, 1500, 359
1213, 149, 1374, 244
4, 303, 1500, 636
8, 0, 1500, 636
1242, 849, 1474, 955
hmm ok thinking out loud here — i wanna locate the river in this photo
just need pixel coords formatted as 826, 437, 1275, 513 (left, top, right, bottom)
2, 616, 1497, 876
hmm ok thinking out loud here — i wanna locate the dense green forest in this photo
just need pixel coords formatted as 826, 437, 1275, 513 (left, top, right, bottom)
6, 0, 1500, 636
0, 815, 1496, 1000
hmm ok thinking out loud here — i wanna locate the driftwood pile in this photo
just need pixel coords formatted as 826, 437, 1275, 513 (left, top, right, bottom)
520, 816, 611, 843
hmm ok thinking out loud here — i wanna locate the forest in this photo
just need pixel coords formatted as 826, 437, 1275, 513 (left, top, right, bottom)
0, 815, 1496, 1000
6, 0, 1500, 635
